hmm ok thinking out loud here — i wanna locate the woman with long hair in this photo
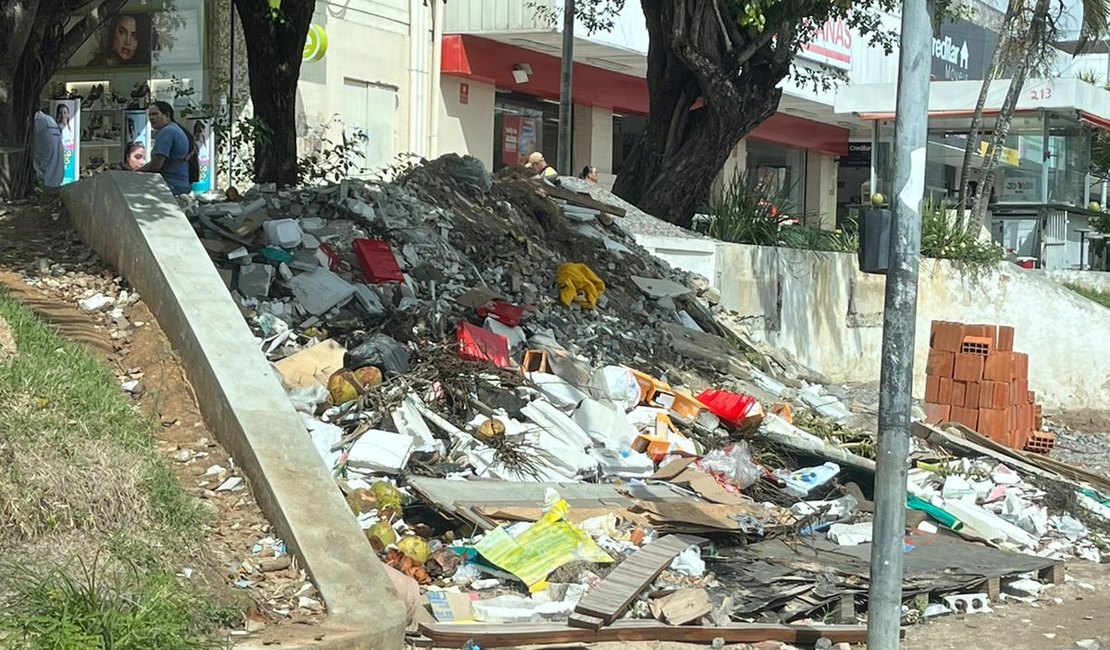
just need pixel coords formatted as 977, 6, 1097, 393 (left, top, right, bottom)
136, 101, 197, 198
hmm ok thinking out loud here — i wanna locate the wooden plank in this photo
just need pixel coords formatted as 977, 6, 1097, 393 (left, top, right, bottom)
573, 534, 705, 625
418, 621, 879, 648
567, 613, 604, 630
531, 180, 628, 217
656, 588, 712, 626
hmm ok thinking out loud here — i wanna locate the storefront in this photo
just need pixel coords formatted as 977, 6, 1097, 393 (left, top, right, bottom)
837, 77, 1110, 269
45, 0, 213, 188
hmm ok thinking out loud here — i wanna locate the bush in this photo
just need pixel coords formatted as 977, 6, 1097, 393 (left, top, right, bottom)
706, 170, 857, 253
919, 201, 1005, 268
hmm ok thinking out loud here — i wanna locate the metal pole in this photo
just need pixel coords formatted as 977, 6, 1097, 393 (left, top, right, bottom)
868, 0, 932, 647
556, 0, 574, 176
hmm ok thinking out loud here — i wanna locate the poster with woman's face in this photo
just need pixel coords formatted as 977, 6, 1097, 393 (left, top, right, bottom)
73, 12, 152, 67
122, 109, 152, 171
50, 99, 80, 184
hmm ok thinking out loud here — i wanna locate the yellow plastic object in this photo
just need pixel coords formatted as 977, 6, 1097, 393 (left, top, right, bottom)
556, 263, 606, 309
396, 536, 431, 564
327, 366, 383, 404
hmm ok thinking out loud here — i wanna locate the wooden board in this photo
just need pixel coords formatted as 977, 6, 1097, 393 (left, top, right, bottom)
573, 534, 705, 625
655, 588, 712, 626
531, 180, 628, 217
418, 620, 878, 647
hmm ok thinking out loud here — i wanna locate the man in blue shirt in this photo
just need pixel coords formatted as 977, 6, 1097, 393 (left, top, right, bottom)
32, 108, 64, 188
137, 101, 192, 196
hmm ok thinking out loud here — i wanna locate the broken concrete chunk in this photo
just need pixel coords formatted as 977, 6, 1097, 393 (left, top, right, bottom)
631, 276, 692, 300
78, 293, 113, 312
286, 268, 355, 316
237, 264, 275, 298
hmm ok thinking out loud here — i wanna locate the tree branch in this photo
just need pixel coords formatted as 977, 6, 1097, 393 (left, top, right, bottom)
1, 0, 42, 70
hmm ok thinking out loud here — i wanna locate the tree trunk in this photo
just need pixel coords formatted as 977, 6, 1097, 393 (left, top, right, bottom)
612, 0, 792, 227
957, 0, 1018, 213
0, 0, 128, 199
232, 0, 314, 187
971, 0, 1051, 226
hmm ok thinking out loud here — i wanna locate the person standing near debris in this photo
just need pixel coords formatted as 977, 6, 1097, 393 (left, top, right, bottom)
578, 165, 599, 183
137, 101, 196, 201
32, 107, 64, 189
527, 151, 558, 178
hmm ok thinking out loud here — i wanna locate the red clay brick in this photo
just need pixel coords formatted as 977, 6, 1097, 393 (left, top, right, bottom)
925, 375, 941, 403
1026, 390, 1035, 404
952, 381, 967, 408
1010, 378, 1029, 405
997, 326, 1015, 352
931, 321, 965, 352
1014, 352, 1029, 380
926, 350, 956, 378
960, 335, 993, 356
951, 406, 979, 430
964, 381, 981, 409
1034, 405, 1043, 429
977, 408, 1007, 439
923, 403, 951, 424
983, 352, 1015, 382
938, 378, 954, 405
953, 354, 985, 382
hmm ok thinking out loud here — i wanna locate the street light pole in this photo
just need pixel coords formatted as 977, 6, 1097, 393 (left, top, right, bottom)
557, 0, 574, 176
867, 0, 932, 647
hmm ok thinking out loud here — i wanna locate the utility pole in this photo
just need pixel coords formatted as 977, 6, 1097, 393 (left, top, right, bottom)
557, 0, 574, 176
868, 0, 932, 647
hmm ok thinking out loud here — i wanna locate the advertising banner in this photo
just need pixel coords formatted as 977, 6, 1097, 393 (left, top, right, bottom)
186, 117, 215, 193
122, 109, 152, 171
50, 99, 80, 185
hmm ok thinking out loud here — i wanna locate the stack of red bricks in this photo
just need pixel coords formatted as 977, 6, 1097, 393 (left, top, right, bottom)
923, 321, 1052, 452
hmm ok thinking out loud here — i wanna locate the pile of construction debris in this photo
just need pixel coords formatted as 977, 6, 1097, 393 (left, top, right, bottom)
172, 155, 1110, 646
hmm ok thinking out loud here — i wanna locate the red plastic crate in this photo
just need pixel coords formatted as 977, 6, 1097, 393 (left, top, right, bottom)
476, 300, 525, 327
353, 239, 404, 283
457, 322, 511, 368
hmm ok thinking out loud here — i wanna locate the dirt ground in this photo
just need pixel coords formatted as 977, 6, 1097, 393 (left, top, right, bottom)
0, 199, 322, 632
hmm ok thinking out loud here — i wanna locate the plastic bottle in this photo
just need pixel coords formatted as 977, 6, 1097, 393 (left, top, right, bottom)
782, 462, 841, 497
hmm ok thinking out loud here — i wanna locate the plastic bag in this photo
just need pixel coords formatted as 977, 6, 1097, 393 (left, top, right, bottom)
697, 441, 762, 489
345, 333, 409, 376
696, 388, 764, 433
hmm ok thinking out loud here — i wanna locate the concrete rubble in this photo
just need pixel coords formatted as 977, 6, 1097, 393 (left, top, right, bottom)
171, 155, 1110, 643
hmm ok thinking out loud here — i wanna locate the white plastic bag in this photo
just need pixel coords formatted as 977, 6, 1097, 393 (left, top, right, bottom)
697, 441, 761, 489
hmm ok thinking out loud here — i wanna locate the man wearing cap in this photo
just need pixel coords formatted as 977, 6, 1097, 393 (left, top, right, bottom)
526, 151, 558, 178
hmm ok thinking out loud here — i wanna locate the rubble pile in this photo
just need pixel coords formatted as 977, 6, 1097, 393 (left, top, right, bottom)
144, 155, 1110, 640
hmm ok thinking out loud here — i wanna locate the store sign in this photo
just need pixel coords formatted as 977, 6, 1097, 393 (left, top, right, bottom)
501, 115, 538, 166
843, 142, 872, 168
979, 140, 1020, 167
798, 18, 853, 71
931, 20, 998, 81
303, 24, 328, 62
50, 99, 80, 185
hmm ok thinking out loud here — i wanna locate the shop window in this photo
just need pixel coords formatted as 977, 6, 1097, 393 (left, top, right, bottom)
343, 79, 399, 175
46, 0, 208, 177
493, 92, 559, 171
746, 139, 806, 217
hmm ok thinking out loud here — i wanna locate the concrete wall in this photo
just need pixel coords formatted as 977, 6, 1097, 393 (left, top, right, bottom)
1043, 269, 1110, 294
573, 105, 614, 176
437, 75, 496, 168
62, 173, 406, 649
804, 153, 838, 229
637, 235, 1110, 409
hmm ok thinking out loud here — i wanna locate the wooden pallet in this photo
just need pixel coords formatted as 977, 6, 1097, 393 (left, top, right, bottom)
572, 533, 705, 628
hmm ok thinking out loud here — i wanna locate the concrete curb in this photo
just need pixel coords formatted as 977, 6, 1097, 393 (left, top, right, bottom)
62, 172, 405, 649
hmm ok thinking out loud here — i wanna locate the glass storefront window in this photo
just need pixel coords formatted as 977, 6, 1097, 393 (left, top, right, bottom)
746, 139, 806, 216
1046, 114, 1090, 206
493, 93, 559, 172
45, 0, 208, 176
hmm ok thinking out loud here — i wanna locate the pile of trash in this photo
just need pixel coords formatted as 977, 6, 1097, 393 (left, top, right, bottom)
182, 155, 1110, 641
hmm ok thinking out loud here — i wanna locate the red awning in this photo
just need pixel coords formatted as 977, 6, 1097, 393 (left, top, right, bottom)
1080, 111, 1110, 132
749, 113, 850, 157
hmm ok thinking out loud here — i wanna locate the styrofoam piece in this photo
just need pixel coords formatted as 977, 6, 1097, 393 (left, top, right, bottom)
589, 366, 642, 412
287, 267, 355, 315
484, 317, 527, 349
521, 399, 592, 450
526, 372, 589, 411
302, 414, 343, 471
394, 398, 441, 453
827, 521, 873, 546
941, 475, 976, 500
573, 398, 639, 451
347, 430, 414, 473
942, 498, 1040, 549
264, 218, 303, 248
